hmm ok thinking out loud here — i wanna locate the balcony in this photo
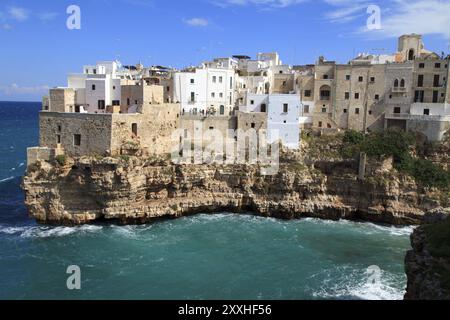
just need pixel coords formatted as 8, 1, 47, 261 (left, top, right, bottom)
187, 100, 196, 105
391, 87, 407, 93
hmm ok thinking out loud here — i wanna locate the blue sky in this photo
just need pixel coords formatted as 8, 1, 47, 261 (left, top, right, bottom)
0, 0, 450, 101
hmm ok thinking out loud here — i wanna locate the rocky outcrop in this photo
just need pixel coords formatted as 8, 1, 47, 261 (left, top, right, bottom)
21, 153, 441, 226
404, 209, 450, 300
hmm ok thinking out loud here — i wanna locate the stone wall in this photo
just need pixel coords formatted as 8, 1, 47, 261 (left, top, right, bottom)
38, 103, 180, 158
111, 103, 180, 156
49, 88, 75, 113
39, 112, 113, 157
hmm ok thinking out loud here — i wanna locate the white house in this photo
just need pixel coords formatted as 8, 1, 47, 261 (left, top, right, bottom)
173, 64, 237, 116
66, 61, 132, 113
241, 93, 303, 149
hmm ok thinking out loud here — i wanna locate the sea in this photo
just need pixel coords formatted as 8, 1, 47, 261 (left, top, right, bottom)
0, 101, 413, 300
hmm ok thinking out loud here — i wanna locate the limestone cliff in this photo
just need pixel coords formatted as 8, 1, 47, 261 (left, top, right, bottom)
404, 209, 450, 300
21, 151, 440, 225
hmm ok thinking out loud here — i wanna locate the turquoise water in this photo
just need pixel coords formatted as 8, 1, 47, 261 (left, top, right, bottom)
0, 102, 413, 300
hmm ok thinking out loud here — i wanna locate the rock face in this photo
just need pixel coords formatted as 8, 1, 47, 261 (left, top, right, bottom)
404, 209, 450, 300
22, 154, 440, 226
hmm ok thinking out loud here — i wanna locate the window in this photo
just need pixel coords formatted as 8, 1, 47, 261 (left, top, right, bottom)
127, 98, 130, 106
261, 104, 267, 112
320, 90, 330, 100
283, 103, 288, 113
282, 81, 286, 86
323, 74, 329, 79
304, 90, 311, 97
212, 76, 217, 83
435, 63, 441, 68
132, 123, 138, 136
394, 79, 399, 87
220, 105, 225, 115
211, 92, 215, 98
250, 100, 254, 105
354, 93, 360, 99
93, 69, 97, 74
400, 79, 405, 87
98, 100, 105, 109
419, 63, 425, 69
167, 86, 170, 92
304, 105, 309, 114
219, 93, 223, 98
209, 126, 214, 130
394, 107, 401, 114
57, 135, 61, 144
414, 90, 424, 103
279, 71, 283, 74
424, 109, 430, 115
58, 125, 62, 132
345, 75, 351, 80
408, 49, 414, 61
370, 77, 375, 83
219, 76, 223, 83
135, 100, 138, 104
418, 75, 424, 87
73, 134, 81, 146
355, 108, 360, 114
322, 107, 327, 113
112, 100, 120, 106
113, 86, 116, 90
433, 90, 439, 103
318, 121, 322, 128
190, 92, 195, 102
344, 92, 350, 100
358, 76, 363, 82
343, 109, 347, 113
92, 84, 96, 90
251, 123, 255, 128
369, 110, 372, 115
375, 94, 380, 100
433, 75, 440, 87
190, 79, 194, 84
230, 77, 233, 89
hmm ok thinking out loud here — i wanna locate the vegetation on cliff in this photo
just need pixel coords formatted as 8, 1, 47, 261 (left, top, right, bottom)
340, 129, 450, 191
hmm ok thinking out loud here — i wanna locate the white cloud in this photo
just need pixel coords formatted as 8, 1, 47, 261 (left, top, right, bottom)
184, 18, 209, 27
38, 12, 58, 21
0, 84, 49, 95
322, 0, 450, 39
213, 0, 307, 8
366, 0, 450, 39
8, 6, 29, 22
1, 23, 12, 30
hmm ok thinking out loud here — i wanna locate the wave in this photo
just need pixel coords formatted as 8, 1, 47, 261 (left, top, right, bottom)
0, 224, 103, 238
0, 176, 15, 183
312, 266, 405, 300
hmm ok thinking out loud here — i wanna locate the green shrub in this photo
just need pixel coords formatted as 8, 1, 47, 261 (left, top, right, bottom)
55, 154, 67, 166
343, 130, 365, 145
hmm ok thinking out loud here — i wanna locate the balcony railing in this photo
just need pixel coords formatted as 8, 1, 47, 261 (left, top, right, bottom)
392, 87, 407, 93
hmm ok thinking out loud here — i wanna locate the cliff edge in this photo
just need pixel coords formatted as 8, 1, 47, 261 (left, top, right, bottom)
405, 209, 450, 299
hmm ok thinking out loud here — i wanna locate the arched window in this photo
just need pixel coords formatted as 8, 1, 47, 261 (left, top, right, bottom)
394, 79, 399, 87
408, 49, 414, 61
219, 105, 225, 115
400, 79, 405, 88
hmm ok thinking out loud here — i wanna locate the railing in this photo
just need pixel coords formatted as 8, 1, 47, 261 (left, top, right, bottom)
385, 113, 450, 121
391, 87, 407, 93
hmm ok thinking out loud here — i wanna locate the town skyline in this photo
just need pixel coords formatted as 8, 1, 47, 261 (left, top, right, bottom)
1, 0, 450, 101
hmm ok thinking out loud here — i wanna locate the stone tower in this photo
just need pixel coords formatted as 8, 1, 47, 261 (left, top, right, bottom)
397, 34, 424, 62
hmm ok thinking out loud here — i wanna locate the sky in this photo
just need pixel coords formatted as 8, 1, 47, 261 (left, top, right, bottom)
0, 0, 450, 101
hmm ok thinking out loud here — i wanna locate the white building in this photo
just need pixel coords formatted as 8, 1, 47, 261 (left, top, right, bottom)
241, 93, 303, 149
66, 61, 134, 113
173, 63, 237, 116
